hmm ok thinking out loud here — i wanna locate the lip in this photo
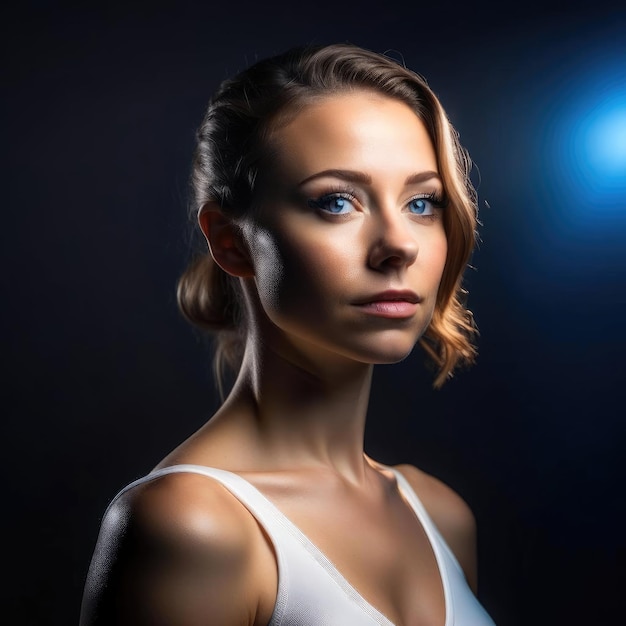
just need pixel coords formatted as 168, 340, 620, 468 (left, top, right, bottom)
352, 290, 421, 318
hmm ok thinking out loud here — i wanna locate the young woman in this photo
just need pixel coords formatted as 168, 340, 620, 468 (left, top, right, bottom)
80, 42, 496, 626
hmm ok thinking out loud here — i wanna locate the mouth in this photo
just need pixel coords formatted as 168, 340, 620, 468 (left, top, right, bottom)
352, 290, 422, 318
353, 290, 421, 305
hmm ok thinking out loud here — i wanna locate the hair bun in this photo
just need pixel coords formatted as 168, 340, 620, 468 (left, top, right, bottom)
176, 254, 240, 331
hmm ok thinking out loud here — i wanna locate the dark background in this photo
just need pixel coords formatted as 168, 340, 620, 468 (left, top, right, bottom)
3, 1, 625, 624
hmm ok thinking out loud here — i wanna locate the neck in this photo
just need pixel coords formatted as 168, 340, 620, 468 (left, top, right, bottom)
221, 335, 374, 479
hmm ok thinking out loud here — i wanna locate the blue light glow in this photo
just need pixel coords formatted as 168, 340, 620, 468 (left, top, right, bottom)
541, 48, 626, 223
586, 103, 626, 178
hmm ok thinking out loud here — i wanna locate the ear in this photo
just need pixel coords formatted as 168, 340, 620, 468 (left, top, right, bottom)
198, 202, 254, 278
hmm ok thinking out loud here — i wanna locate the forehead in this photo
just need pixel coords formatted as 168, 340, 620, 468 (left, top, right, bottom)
265, 91, 438, 181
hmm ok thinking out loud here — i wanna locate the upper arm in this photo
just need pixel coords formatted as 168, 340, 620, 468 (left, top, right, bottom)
394, 464, 479, 593
79, 474, 268, 626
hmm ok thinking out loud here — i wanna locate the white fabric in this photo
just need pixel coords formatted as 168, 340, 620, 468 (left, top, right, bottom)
109, 464, 496, 625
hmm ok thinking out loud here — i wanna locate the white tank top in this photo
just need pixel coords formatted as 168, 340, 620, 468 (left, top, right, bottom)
109, 464, 496, 625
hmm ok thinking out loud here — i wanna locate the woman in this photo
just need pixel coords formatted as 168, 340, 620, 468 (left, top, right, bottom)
80, 42, 496, 626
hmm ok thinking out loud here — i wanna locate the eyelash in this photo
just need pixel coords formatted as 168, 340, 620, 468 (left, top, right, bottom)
307, 186, 358, 215
416, 190, 447, 208
307, 188, 447, 218
409, 191, 447, 220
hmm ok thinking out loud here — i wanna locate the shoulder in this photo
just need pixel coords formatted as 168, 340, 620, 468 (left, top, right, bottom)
80, 470, 275, 626
393, 463, 477, 535
393, 463, 478, 592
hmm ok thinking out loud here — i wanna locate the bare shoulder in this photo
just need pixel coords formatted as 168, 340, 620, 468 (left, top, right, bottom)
393, 463, 478, 592
80, 471, 276, 626
393, 463, 477, 535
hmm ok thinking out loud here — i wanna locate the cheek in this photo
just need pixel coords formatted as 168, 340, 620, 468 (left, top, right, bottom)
250, 228, 354, 316
435, 236, 449, 278
248, 230, 293, 314
423, 229, 448, 287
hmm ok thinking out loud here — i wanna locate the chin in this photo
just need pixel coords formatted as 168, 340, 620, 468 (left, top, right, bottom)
348, 339, 419, 366
369, 349, 415, 366
355, 327, 428, 365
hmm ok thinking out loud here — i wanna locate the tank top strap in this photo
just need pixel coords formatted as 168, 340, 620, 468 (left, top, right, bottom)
105, 463, 293, 623
106, 463, 291, 534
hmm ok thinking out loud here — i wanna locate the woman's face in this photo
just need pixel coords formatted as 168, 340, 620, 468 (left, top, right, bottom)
240, 91, 448, 366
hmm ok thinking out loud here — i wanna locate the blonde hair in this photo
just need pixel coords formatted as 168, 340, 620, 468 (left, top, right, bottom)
177, 42, 479, 392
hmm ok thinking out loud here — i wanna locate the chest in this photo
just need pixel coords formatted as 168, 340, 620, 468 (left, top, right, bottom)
262, 480, 447, 626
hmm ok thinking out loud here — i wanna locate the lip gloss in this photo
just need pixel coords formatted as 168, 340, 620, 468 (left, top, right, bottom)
355, 301, 418, 318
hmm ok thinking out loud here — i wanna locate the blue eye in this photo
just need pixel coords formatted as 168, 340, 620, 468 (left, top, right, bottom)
308, 193, 355, 214
408, 197, 433, 215
407, 193, 446, 216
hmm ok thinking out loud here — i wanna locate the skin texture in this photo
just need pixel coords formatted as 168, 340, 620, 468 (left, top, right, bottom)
80, 92, 478, 626
240, 91, 448, 370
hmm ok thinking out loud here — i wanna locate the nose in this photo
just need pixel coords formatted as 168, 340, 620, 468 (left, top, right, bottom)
367, 212, 419, 271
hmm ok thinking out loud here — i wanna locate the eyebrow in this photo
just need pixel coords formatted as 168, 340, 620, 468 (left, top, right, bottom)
297, 169, 442, 186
